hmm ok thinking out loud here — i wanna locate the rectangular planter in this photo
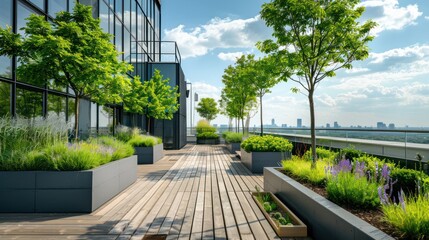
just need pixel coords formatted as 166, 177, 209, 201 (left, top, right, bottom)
0, 155, 137, 213
226, 142, 241, 153
252, 192, 307, 237
134, 143, 164, 164
240, 148, 291, 173
197, 138, 220, 145
264, 167, 394, 240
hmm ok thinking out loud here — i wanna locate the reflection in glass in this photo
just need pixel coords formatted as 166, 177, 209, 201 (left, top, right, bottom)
69, 0, 75, 12
68, 97, 75, 125
124, 29, 131, 62
99, 1, 109, 33
0, 81, 11, 116
115, 0, 122, 21
16, 88, 43, 118
29, 0, 45, 10
115, 18, 123, 60
99, 106, 113, 135
48, 0, 67, 16
18, 2, 37, 35
47, 93, 66, 119
90, 102, 97, 136
0, 0, 12, 28
0, 57, 12, 79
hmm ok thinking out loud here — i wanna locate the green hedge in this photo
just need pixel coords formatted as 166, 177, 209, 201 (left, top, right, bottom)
127, 135, 162, 147
241, 135, 292, 152
197, 132, 219, 139
224, 132, 243, 143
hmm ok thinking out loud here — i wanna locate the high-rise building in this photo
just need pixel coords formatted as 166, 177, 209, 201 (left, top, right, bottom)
334, 121, 339, 128
326, 123, 330, 128
271, 118, 275, 126
377, 122, 387, 129
297, 118, 302, 128
0, 0, 187, 149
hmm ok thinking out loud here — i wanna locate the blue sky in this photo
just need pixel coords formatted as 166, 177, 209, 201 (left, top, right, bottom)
162, 0, 429, 128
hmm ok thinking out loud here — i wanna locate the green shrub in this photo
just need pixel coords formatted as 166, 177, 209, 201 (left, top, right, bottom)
196, 119, 216, 134
115, 125, 141, 142
303, 147, 337, 163
90, 136, 135, 160
382, 194, 429, 239
281, 156, 328, 186
241, 135, 292, 152
224, 132, 243, 143
127, 135, 163, 147
326, 171, 380, 209
197, 132, 219, 139
390, 168, 427, 195
340, 146, 363, 161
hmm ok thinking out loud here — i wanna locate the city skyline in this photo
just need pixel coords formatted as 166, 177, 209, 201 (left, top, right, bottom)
162, 0, 429, 128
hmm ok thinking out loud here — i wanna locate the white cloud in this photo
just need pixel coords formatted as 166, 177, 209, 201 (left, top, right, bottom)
192, 82, 222, 101
360, 0, 422, 35
164, 15, 271, 59
217, 52, 245, 61
425, 16, 429, 20
345, 67, 370, 74
369, 45, 429, 64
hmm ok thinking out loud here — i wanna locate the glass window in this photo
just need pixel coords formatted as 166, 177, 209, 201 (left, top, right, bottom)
115, 17, 123, 60
68, 0, 75, 12
0, 57, 11, 79
99, 106, 113, 135
29, 0, 45, 11
115, 0, 122, 21
124, 29, 131, 62
109, 9, 114, 38
18, 2, 38, 35
68, 97, 75, 125
48, 0, 67, 16
16, 88, 43, 119
99, 1, 109, 33
90, 102, 97, 135
0, 0, 12, 80
47, 93, 66, 119
0, 81, 11, 116
80, 0, 98, 18
155, 2, 160, 38
124, 0, 130, 31
130, 0, 136, 39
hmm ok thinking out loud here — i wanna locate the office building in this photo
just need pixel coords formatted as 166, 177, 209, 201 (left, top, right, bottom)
334, 121, 339, 128
297, 118, 302, 128
0, 0, 186, 149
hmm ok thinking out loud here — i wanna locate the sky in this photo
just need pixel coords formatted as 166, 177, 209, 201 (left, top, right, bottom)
161, 0, 429, 128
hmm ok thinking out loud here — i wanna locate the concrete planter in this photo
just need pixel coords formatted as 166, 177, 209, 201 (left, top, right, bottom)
0, 155, 137, 213
134, 143, 164, 164
226, 142, 241, 153
264, 168, 394, 240
196, 138, 220, 145
240, 148, 291, 173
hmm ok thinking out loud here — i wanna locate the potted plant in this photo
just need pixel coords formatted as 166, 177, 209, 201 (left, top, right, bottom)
128, 135, 164, 164
252, 187, 307, 237
223, 131, 243, 153
240, 135, 292, 173
196, 120, 220, 145
0, 116, 137, 213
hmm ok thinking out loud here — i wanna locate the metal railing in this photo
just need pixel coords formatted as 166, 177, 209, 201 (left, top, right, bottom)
154, 41, 181, 64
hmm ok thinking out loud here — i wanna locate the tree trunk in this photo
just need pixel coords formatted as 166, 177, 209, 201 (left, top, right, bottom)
74, 96, 80, 141
146, 116, 151, 135
260, 95, 263, 136
241, 117, 245, 136
228, 118, 232, 132
309, 90, 317, 168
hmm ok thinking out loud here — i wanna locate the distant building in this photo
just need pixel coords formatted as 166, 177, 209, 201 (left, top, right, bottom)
334, 121, 340, 128
220, 124, 228, 128
388, 123, 395, 129
281, 124, 288, 128
326, 123, 330, 128
213, 124, 218, 128
297, 118, 302, 128
377, 122, 387, 129
271, 118, 277, 127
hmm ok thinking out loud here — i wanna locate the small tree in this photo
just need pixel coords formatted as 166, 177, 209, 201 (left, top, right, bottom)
196, 98, 219, 123
0, 3, 132, 140
258, 0, 376, 166
142, 69, 180, 134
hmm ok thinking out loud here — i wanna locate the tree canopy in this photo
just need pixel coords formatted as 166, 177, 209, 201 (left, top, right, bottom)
0, 3, 132, 139
196, 98, 219, 122
258, 0, 376, 165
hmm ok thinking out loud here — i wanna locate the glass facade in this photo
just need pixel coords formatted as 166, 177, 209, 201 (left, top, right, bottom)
0, 0, 186, 149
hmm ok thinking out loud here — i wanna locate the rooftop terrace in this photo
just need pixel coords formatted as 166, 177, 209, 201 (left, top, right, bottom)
0, 145, 301, 240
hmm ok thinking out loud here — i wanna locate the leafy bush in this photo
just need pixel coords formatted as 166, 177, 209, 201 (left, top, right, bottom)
127, 135, 163, 147
381, 194, 429, 239
303, 147, 337, 163
197, 132, 219, 139
281, 156, 328, 186
196, 119, 216, 134
90, 136, 135, 160
241, 135, 292, 152
224, 132, 243, 143
115, 125, 141, 142
339, 146, 363, 161
390, 168, 427, 195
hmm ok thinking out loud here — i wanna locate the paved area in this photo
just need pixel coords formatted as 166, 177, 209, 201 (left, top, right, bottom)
0, 144, 295, 239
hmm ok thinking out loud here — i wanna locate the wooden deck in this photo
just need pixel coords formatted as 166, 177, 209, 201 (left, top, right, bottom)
0, 145, 301, 240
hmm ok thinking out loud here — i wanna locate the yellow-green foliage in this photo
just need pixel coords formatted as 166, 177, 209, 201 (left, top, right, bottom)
382, 194, 429, 239
303, 147, 337, 163
224, 132, 242, 143
196, 119, 216, 134
281, 156, 328, 186
127, 135, 163, 147
241, 135, 292, 153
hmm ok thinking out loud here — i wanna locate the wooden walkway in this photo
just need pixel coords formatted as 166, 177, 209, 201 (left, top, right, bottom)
0, 145, 294, 240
